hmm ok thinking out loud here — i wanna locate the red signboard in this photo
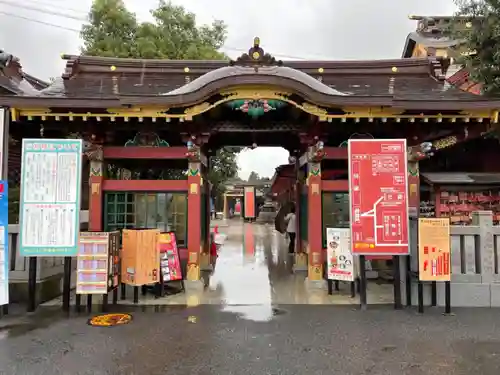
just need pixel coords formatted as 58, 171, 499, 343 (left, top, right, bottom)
244, 187, 256, 219
348, 139, 409, 255
158, 232, 183, 281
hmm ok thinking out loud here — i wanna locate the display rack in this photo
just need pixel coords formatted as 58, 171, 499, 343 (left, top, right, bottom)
436, 189, 500, 225
77, 231, 120, 295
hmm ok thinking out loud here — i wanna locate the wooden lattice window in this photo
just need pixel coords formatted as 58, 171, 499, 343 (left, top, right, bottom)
104, 192, 188, 246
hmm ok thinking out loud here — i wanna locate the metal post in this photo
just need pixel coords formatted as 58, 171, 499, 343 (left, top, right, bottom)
112, 288, 118, 304
431, 281, 437, 306
27, 257, 37, 312
327, 279, 333, 295
75, 294, 81, 312
133, 286, 139, 304
86, 295, 92, 313
444, 281, 451, 315
101, 293, 108, 312
350, 281, 356, 298
359, 255, 367, 310
417, 281, 424, 314
405, 255, 412, 306
393, 255, 402, 310
62, 257, 72, 312
334, 280, 340, 291
120, 284, 126, 300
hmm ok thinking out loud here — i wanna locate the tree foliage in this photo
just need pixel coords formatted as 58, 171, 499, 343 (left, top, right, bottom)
247, 171, 260, 182
81, 0, 228, 60
208, 148, 238, 194
447, 0, 500, 94
81, 0, 238, 190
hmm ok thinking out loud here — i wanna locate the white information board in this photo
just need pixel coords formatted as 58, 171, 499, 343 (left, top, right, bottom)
19, 139, 83, 257
326, 227, 355, 282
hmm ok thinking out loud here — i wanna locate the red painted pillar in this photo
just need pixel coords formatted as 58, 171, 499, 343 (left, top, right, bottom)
307, 159, 323, 281
187, 161, 202, 281
88, 155, 103, 232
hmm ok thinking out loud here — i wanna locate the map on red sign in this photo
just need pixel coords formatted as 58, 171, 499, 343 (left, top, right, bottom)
348, 139, 409, 255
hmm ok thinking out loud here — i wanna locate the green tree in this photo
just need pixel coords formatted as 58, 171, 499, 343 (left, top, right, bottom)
208, 148, 239, 208
81, 0, 138, 58
447, 0, 500, 94
247, 171, 260, 182
81, 0, 238, 192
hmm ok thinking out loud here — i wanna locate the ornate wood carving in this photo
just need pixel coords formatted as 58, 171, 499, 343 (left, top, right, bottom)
124, 132, 169, 147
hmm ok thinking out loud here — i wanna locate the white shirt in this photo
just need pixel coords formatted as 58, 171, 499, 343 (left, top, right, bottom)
285, 213, 296, 233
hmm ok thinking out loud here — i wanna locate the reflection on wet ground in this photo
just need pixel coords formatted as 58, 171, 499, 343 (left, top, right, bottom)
42, 221, 393, 319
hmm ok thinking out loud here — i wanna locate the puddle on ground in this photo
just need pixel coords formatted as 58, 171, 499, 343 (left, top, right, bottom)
222, 304, 286, 322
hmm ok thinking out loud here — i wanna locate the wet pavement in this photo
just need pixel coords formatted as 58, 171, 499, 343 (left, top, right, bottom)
2, 305, 500, 374
3, 221, 500, 373
43, 221, 392, 308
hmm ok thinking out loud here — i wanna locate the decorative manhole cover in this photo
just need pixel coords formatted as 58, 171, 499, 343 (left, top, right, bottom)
88, 313, 133, 327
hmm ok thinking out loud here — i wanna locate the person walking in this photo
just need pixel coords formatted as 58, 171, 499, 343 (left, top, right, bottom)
284, 206, 296, 254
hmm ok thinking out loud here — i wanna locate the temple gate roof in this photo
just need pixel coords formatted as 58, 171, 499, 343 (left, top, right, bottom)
0, 37, 499, 112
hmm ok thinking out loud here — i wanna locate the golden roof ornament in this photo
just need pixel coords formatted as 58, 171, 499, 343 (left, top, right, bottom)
229, 36, 283, 71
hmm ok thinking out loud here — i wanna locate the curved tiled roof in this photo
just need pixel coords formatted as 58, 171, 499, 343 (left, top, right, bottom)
162, 65, 347, 96
0, 39, 499, 111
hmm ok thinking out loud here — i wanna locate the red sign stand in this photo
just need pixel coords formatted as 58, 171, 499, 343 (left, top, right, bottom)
348, 139, 409, 256
348, 139, 409, 310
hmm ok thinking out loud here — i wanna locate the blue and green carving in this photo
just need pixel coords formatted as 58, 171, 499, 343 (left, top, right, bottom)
408, 162, 419, 177
227, 99, 286, 119
90, 160, 103, 177
124, 132, 169, 147
188, 163, 201, 177
308, 163, 321, 178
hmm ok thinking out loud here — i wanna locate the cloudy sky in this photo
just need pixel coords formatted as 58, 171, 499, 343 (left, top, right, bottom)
0, 0, 456, 179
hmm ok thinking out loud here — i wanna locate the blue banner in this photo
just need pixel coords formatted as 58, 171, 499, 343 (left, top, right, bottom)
0, 180, 8, 305
19, 139, 83, 257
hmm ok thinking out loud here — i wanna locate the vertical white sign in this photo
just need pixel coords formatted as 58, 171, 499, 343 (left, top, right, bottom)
326, 228, 354, 282
19, 139, 83, 257
0, 109, 7, 305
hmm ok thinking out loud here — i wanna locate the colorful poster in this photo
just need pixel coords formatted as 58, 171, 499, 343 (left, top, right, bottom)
158, 232, 182, 281
107, 232, 120, 292
19, 139, 83, 257
418, 218, 451, 281
77, 233, 109, 295
348, 139, 409, 255
326, 227, 354, 282
0, 181, 8, 305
